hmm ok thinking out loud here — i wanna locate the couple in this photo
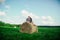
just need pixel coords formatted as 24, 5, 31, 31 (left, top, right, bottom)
26, 16, 32, 23
26, 16, 35, 26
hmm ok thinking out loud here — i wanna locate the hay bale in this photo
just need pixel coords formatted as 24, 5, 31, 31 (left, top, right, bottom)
20, 22, 38, 34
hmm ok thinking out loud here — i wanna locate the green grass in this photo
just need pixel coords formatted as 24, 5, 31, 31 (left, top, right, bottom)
0, 26, 60, 40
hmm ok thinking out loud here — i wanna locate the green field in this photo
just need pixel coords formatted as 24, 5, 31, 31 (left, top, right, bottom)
0, 26, 60, 40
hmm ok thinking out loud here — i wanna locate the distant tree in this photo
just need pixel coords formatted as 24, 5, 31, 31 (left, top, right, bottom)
0, 21, 5, 26
0, 21, 21, 27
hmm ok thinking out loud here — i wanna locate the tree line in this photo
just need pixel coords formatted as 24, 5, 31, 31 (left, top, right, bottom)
0, 21, 20, 27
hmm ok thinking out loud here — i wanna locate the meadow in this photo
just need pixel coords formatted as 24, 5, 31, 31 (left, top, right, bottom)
0, 21, 60, 40
0, 26, 60, 40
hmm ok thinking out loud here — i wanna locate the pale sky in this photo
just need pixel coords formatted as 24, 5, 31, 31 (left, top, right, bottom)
0, 0, 60, 26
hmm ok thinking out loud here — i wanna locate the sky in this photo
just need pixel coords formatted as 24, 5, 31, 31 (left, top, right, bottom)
0, 0, 60, 26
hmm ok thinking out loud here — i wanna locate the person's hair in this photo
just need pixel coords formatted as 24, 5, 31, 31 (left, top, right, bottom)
28, 16, 31, 18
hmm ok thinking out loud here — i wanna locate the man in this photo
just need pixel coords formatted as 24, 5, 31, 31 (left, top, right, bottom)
26, 16, 32, 23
